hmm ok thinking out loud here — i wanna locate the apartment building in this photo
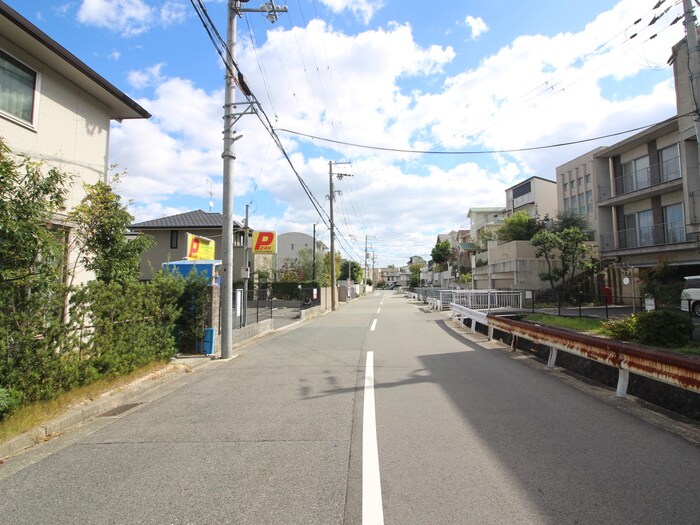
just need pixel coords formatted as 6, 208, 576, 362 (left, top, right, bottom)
467, 207, 507, 248
505, 176, 558, 220
556, 148, 606, 238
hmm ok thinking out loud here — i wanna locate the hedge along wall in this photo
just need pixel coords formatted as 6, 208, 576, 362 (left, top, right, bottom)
0, 272, 185, 420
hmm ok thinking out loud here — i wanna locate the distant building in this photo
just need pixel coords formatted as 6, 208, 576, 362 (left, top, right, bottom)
276, 232, 329, 273
505, 176, 558, 220
130, 210, 248, 281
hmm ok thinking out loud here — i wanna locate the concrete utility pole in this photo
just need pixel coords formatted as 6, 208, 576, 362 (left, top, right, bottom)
312, 223, 317, 282
364, 235, 368, 294
221, 0, 288, 359
683, 0, 700, 139
328, 161, 352, 311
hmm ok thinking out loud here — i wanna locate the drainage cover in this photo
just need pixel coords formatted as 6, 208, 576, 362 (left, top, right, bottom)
98, 402, 142, 417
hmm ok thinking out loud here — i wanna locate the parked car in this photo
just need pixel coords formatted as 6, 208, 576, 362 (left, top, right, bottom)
680, 275, 700, 316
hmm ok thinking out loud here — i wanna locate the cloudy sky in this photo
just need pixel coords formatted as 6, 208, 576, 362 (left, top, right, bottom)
11, 0, 687, 267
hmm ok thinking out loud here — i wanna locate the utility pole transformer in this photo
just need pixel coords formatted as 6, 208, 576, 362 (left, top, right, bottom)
221, 0, 288, 359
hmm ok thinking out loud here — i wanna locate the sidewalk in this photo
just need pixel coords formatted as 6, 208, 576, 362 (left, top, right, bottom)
0, 354, 213, 461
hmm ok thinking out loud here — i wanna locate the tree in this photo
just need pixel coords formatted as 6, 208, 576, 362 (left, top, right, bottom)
553, 209, 589, 232
531, 229, 563, 291
322, 251, 342, 287
409, 263, 422, 288
531, 216, 595, 294
70, 174, 154, 285
431, 240, 453, 271
497, 212, 542, 241
339, 259, 363, 282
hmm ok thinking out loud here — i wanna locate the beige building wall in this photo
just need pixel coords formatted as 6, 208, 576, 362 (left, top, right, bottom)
0, 37, 111, 212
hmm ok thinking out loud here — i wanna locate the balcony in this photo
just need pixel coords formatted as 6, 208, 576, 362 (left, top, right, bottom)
599, 220, 688, 254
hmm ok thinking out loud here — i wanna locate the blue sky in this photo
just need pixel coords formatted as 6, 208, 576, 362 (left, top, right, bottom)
8, 0, 687, 267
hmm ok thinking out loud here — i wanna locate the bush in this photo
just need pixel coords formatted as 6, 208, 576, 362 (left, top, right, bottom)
635, 310, 693, 348
601, 314, 638, 342
602, 310, 693, 348
0, 387, 22, 420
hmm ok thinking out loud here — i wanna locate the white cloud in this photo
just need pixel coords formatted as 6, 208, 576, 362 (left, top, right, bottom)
464, 16, 488, 40
127, 63, 166, 89
111, 0, 685, 265
317, 0, 385, 25
77, 0, 186, 37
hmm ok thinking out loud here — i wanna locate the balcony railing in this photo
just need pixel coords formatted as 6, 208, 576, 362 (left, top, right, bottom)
660, 156, 681, 183
599, 220, 687, 253
614, 167, 651, 195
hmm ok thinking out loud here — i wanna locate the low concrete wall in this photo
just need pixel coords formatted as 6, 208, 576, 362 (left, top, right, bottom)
232, 318, 274, 347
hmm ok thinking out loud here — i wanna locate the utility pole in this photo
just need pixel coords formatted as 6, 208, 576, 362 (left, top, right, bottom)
242, 204, 250, 327
221, 0, 287, 359
328, 161, 352, 311
312, 223, 317, 282
364, 235, 368, 294
683, 0, 700, 140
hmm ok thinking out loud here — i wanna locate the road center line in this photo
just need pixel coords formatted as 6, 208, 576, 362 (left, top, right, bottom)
370, 319, 378, 331
363, 351, 384, 525
376, 307, 381, 314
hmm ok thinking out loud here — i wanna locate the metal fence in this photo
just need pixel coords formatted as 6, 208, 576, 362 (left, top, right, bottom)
412, 288, 522, 311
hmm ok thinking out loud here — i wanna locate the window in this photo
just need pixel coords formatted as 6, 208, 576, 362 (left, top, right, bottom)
659, 144, 681, 182
663, 202, 685, 243
170, 230, 178, 249
564, 197, 569, 210
563, 182, 568, 192
625, 210, 653, 248
571, 194, 577, 211
621, 156, 651, 192
579, 194, 586, 216
577, 177, 582, 188
585, 174, 591, 185
0, 50, 36, 123
586, 190, 593, 215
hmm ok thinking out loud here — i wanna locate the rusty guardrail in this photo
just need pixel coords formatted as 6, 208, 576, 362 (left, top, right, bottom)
486, 314, 700, 397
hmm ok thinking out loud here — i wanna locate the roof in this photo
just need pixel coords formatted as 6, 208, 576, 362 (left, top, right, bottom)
0, 1, 150, 120
504, 175, 556, 191
131, 210, 243, 229
467, 207, 507, 218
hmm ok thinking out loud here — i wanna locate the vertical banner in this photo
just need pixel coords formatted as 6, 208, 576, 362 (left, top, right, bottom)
186, 233, 216, 260
253, 231, 277, 254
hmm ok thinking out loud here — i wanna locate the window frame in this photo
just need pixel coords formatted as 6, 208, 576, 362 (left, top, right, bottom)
0, 48, 39, 126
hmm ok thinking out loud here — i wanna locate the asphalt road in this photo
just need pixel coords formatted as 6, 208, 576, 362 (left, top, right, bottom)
0, 292, 698, 524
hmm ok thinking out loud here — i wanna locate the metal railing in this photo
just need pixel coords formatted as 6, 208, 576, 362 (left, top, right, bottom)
413, 288, 522, 311
599, 220, 687, 252
447, 305, 700, 397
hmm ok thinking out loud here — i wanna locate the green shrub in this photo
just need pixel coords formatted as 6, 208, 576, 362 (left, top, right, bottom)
601, 310, 693, 348
635, 309, 693, 348
601, 314, 638, 342
0, 387, 22, 420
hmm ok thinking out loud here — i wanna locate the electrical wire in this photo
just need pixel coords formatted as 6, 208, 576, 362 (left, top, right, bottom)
276, 117, 692, 155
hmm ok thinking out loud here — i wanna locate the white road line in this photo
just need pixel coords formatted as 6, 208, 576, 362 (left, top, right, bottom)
363, 351, 384, 525
370, 319, 378, 331
376, 307, 381, 314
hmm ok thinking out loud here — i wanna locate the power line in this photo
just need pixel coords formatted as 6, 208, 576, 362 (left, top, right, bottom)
276, 117, 692, 155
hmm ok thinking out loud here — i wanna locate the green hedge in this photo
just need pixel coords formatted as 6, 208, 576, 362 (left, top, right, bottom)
0, 272, 186, 420
271, 281, 320, 300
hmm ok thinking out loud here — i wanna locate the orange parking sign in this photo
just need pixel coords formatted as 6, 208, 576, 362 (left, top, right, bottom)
253, 231, 276, 254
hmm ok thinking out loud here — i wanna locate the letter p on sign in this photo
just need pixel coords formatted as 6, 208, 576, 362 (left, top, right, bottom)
253, 231, 277, 254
